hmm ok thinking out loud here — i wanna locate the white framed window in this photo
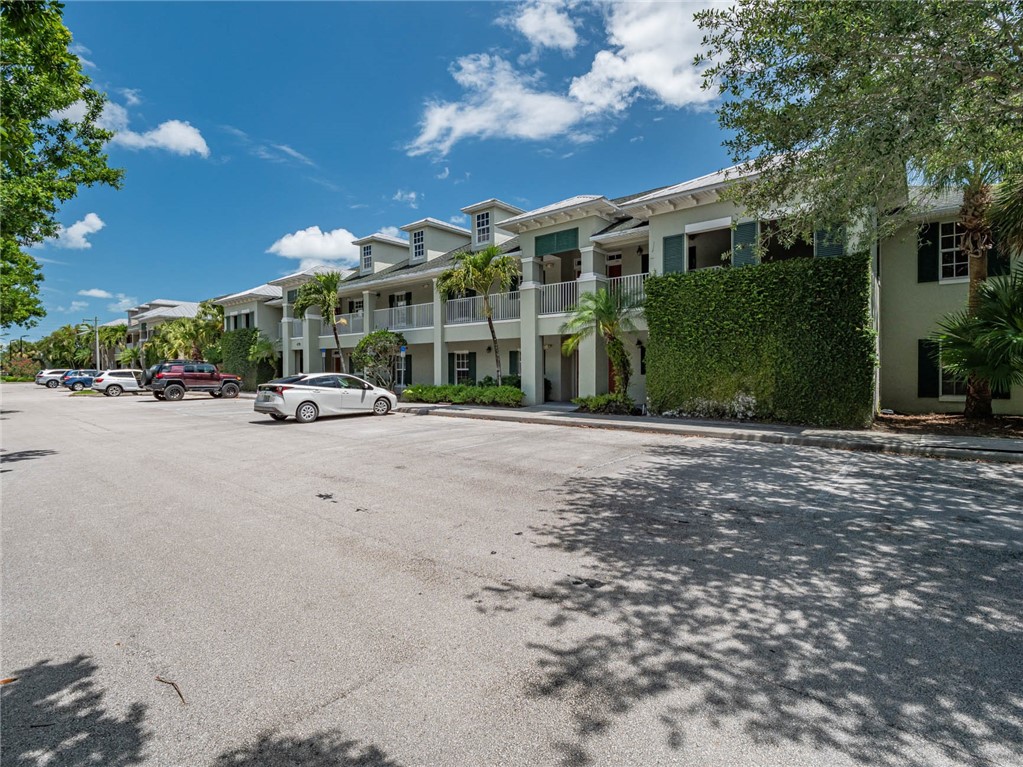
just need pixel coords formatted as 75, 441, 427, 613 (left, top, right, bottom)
350, 299, 364, 314
361, 245, 373, 271
394, 354, 405, 383
412, 230, 425, 260
940, 221, 967, 281
475, 212, 491, 244
940, 357, 968, 399
455, 351, 471, 384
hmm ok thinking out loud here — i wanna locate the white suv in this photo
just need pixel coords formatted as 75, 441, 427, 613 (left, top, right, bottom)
92, 369, 143, 397
35, 369, 70, 388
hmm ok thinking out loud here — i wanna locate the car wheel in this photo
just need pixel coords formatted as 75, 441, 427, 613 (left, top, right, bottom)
373, 397, 391, 416
210, 391, 222, 398
107, 385, 122, 397
153, 392, 165, 400
295, 401, 319, 424
270, 413, 287, 421
164, 385, 185, 401
46, 379, 59, 389
70, 382, 84, 391
221, 383, 240, 399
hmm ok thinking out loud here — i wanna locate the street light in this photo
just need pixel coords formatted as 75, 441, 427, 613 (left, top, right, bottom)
80, 317, 100, 369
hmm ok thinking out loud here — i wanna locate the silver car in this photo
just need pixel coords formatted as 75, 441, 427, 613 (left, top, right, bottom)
254, 373, 397, 423
93, 369, 144, 397
35, 369, 70, 388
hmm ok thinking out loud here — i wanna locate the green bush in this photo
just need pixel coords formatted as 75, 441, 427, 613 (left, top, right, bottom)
644, 254, 876, 428
478, 374, 521, 388
221, 328, 275, 392
573, 393, 635, 414
402, 384, 523, 407
1, 376, 34, 382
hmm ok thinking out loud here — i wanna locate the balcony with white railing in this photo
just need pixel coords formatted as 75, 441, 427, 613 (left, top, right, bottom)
288, 319, 303, 339
539, 280, 578, 315
374, 302, 433, 331
445, 292, 521, 325
334, 312, 364, 335
608, 272, 650, 303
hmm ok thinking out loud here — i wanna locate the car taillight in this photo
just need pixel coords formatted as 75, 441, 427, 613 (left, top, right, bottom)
155, 372, 164, 379
94, 377, 103, 383
271, 385, 291, 394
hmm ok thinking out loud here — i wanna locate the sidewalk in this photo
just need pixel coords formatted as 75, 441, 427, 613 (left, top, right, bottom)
395, 402, 1023, 464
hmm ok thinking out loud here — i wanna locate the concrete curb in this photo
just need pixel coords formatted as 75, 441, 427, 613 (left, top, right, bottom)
395, 405, 1023, 464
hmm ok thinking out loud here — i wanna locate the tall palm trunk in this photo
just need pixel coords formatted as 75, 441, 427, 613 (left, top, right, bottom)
331, 323, 346, 373
961, 178, 994, 418
484, 295, 502, 385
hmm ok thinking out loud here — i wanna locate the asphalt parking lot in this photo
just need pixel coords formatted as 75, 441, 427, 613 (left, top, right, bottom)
2, 382, 1022, 767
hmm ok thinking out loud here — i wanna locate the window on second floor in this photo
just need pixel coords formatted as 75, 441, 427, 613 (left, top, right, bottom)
940, 221, 967, 280
475, 212, 491, 243
362, 245, 373, 271
412, 230, 425, 260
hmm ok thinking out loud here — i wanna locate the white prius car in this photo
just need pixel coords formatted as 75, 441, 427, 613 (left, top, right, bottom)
254, 373, 397, 423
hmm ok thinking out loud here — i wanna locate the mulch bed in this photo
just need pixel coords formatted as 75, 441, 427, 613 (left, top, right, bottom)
873, 413, 1023, 440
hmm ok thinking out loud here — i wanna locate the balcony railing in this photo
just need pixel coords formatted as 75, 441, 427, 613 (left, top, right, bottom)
288, 319, 303, 339
539, 280, 578, 315
445, 291, 521, 325
374, 303, 433, 330
608, 272, 650, 303
334, 312, 364, 335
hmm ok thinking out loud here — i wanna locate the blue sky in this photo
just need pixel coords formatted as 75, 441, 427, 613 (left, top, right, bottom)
25, 1, 731, 339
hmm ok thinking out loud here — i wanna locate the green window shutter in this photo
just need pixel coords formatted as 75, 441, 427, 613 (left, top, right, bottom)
993, 383, 1011, 400
988, 231, 1009, 277
535, 233, 557, 257
405, 291, 412, 305
388, 295, 395, 309
448, 353, 455, 384
917, 223, 939, 283
555, 228, 579, 253
663, 234, 685, 274
468, 352, 477, 384
509, 350, 519, 376
814, 227, 846, 258
917, 339, 940, 398
732, 221, 758, 267
404, 354, 412, 386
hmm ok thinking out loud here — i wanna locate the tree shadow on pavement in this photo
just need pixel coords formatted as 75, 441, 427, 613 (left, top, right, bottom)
476, 442, 1023, 766
213, 730, 403, 767
0, 449, 57, 464
1, 655, 148, 766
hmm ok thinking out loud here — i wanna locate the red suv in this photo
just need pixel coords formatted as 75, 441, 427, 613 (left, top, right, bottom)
143, 360, 243, 400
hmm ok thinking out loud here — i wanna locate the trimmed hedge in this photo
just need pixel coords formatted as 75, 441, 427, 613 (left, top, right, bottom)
573, 393, 634, 415
403, 384, 524, 407
221, 328, 275, 392
645, 254, 876, 428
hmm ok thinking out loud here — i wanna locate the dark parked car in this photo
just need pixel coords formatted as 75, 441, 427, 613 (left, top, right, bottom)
143, 360, 243, 400
62, 373, 97, 391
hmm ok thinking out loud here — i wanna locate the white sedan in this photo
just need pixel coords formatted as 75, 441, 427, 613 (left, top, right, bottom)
254, 373, 397, 423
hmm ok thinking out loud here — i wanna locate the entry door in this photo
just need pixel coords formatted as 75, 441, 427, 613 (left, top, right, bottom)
607, 263, 622, 278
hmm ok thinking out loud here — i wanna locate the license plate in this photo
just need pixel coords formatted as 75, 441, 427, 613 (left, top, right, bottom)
258, 392, 273, 401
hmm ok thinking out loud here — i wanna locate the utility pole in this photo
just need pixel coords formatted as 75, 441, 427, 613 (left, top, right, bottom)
81, 317, 100, 369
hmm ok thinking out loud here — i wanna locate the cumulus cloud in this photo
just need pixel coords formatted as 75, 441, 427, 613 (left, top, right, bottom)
501, 0, 579, 55
119, 88, 142, 106
379, 226, 406, 240
54, 100, 209, 157
408, 1, 721, 156
449, 214, 469, 226
78, 288, 113, 299
52, 213, 105, 249
267, 225, 360, 270
107, 294, 138, 312
392, 189, 421, 209
408, 54, 585, 156
57, 300, 90, 313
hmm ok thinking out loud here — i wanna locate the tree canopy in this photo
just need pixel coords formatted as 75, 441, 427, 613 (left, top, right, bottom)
1, 0, 124, 329
695, 0, 1023, 247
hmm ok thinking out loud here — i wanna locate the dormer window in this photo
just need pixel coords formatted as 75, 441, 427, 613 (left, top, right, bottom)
475, 212, 491, 244
361, 244, 373, 271
412, 230, 425, 261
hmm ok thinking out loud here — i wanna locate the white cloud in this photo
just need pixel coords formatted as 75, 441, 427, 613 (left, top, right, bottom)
408, 54, 585, 156
436, 166, 450, 180
379, 226, 406, 240
78, 288, 114, 299
569, 2, 719, 114
107, 294, 138, 313
54, 100, 209, 157
349, 203, 369, 210
267, 225, 360, 270
408, 2, 721, 155
502, 0, 579, 54
449, 214, 469, 226
119, 88, 142, 106
71, 43, 95, 69
222, 125, 315, 166
630, 135, 644, 143
392, 189, 421, 209
57, 300, 90, 313
53, 213, 105, 249
272, 144, 315, 166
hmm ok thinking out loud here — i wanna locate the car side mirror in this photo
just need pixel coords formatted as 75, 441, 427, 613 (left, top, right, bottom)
364, 383, 372, 390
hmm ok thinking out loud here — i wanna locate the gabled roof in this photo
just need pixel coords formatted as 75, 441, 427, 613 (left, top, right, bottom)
590, 217, 650, 244
907, 187, 963, 217
212, 283, 282, 306
619, 163, 754, 216
499, 195, 621, 233
460, 198, 525, 216
399, 217, 471, 236
267, 264, 351, 287
101, 318, 128, 327
351, 233, 410, 249
136, 302, 201, 322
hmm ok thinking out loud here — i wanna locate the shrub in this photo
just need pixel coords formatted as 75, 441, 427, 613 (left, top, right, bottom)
573, 393, 634, 415
402, 384, 523, 407
352, 329, 406, 388
478, 374, 521, 388
221, 328, 275, 392
644, 254, 876, 428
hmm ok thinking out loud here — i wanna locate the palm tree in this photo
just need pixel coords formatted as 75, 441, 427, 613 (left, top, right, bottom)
991, 171, 1023, 260
97, 324, 126, 369
561, 288, 641, 397
118, 345, 143, 368
248, 331, 280, 379
437, 245, 519, 385
293, 272, 347, 372
934, 262, 1023, 397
